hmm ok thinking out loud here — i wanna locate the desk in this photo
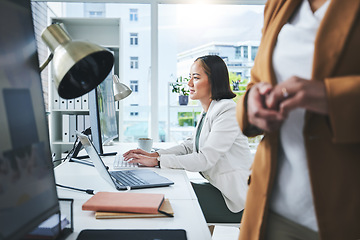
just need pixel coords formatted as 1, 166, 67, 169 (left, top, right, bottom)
54, 142, 212, 240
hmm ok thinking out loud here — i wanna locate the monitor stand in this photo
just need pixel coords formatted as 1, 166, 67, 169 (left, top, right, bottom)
68, 128, 116, 167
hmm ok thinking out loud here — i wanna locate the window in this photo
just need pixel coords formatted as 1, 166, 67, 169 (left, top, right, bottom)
242, 46, 248, 59
130, 8, 138, 22
251, 46, 259, 61
130, 57, 139, 69
228, 63, 243, 67
130, 80, 139, 92
235, 47, 241, 59
130, 104, 139, 117
41, 2, 264, 144
159, 4, 264, 143
130, 33, 138, 45
84, 3, 105, 18
89, 11, 103, 17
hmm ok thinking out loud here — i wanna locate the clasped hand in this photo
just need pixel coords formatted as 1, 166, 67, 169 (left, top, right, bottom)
123, 149, 159, 167
247, 76, 328, 132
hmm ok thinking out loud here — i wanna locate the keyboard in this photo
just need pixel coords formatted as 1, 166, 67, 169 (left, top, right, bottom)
111, 170, 147, 186
113, 154, 138, 169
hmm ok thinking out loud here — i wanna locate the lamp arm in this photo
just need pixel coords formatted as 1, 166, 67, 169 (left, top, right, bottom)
39, 53, 54, 72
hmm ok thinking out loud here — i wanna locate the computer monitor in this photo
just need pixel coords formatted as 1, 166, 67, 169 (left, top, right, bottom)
88, 75, 118, 156
0, 1, 60, 240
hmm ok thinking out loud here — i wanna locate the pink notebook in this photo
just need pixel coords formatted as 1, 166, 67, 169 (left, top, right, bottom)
82, 192, 165, 214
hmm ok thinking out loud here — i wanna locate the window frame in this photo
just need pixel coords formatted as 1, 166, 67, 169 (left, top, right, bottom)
129, 8, 138, 22
130, 33, 138, 45
130, 80, 139, 92
130, 56, 139, 69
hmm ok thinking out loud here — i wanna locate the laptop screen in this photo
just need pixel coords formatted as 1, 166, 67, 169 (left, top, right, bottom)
76, 132, 116, 188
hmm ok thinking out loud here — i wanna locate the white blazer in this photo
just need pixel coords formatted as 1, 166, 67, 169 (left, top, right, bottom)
158, 99, 252, 212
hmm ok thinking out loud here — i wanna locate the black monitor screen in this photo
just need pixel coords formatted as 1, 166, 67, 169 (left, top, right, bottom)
89, 75, 118, 155
0, 1, 59, 240
98, 75, 118, 145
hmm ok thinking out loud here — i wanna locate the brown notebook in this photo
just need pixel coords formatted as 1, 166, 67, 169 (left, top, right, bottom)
82, 192, 165, 214
95, 198, 174, 219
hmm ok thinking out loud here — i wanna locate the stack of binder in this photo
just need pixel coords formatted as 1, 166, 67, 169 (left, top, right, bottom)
52, 81, 88, 111
62, 114, 90, 142
82, 192, 174, 219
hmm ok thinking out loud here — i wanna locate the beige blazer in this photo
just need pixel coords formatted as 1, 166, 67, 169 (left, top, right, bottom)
159, 99, 252, 212
236, 0, 360, 239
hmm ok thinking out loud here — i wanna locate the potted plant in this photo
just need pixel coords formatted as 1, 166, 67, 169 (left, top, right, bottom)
232, 80, 240, 91
170, 76, 190, 105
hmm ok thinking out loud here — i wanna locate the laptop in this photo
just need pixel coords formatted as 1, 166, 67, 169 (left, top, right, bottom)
76, 132, 174, 190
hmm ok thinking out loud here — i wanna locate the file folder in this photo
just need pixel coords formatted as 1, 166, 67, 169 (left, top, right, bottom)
77, 115, 85, 132
60, 98, 67, 110
69, 115, 76, 142
52, 82, 60, 110
67, 99, 75, 110
82, 94, 89, 110
62, 114, 70, 142
74, 97, 82, 110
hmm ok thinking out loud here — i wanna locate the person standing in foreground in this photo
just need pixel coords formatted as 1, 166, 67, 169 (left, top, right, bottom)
236, 0, 360, 239
124, 55, 252, 223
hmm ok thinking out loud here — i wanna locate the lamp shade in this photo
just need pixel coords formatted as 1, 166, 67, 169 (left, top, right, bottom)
113, 75, 132, 101
41, 23, 114, 99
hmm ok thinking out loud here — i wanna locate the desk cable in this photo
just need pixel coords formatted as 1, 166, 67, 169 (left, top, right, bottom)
56, 184, 96, 195
56, 184, 131, 195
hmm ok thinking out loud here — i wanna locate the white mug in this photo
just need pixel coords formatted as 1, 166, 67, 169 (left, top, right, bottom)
137, 137, 153, 152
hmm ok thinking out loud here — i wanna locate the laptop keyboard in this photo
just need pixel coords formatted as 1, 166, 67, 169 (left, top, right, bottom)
113, 154, 138, 169
111, 170, 148, 186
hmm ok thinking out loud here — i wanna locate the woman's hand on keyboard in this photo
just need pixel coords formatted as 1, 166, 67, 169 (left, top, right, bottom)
124, 154, 158, 167
123, 149, 159, 167
123, 148, 158, 158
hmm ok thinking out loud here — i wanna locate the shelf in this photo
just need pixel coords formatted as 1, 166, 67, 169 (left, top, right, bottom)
52, 141, 75, 145
48, 17, 122, 159
51, 109, 89, 113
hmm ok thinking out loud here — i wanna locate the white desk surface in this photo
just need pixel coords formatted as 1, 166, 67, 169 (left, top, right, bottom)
54, 142, 212, 240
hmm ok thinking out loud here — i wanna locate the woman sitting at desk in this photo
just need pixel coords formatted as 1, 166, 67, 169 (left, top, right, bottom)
123, 55, 252, 223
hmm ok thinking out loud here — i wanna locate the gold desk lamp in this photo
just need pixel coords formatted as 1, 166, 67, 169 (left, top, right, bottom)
40, 23, 114, 99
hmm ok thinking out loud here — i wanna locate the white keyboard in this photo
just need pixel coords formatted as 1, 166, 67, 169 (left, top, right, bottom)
113, 154, 138, 169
